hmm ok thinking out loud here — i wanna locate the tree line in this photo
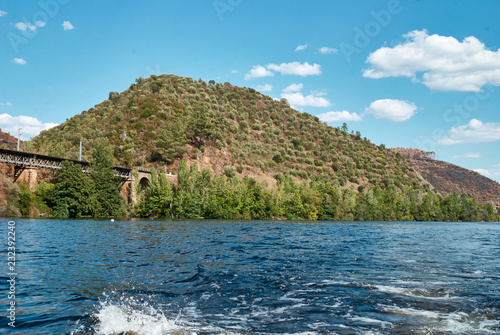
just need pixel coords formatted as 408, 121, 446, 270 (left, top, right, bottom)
5, 155, 499, 222
135, 161, 499, 222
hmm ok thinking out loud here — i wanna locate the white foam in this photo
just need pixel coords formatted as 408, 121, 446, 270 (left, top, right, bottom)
272, 303, 309, 314
348, 315, 392, 327
305, 280, 350, 287
371, 284, 406, 295
279, 291, 306, 303
94, 301, 180, 335
380, 305, 500, 333
370, 284, 456, 300
381, 304, 443, 319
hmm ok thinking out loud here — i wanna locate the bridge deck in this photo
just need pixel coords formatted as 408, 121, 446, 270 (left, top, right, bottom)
0, 148, 133, 179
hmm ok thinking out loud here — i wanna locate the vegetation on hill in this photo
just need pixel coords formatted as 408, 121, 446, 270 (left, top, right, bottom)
27, 74, 423, 192
0, 174, 21, 217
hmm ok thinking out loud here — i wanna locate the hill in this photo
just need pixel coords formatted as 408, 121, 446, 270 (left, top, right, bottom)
394, 148, 500, 206
27, 74, 424, 192
0, 129, 19, 150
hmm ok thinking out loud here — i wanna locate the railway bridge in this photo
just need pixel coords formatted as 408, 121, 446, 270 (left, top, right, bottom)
0, 148, 151, 203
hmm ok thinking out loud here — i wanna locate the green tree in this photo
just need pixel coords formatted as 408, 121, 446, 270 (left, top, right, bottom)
0, 174, 20, 217
89, 139, 127, 219
17, 183, 36, 217
46, 161, 93, 218
172, 161, 204, 219
156, 120, 188, 162
136, 168, 173, 218
187, 108, 213, 148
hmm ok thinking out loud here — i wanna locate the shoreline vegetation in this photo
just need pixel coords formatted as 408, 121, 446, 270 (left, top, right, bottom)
2, 144, 499, 222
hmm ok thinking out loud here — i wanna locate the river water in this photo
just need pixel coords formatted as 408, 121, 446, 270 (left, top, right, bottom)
1, 219, 499, 334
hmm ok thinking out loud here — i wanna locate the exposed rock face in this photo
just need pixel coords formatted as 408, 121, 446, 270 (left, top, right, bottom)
394, 148, 500, 206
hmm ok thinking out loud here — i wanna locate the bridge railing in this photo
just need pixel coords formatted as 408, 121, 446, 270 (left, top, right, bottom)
0, 148, 133, 179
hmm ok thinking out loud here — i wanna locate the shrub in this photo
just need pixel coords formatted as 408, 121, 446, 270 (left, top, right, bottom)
224, 166, 236, 178
272, 153, 283, 163
251, 122, 262, 130
314, 159, 324, 167
298, 171, 308, 179
141, 110, 154, 118
215, 140, 225, 150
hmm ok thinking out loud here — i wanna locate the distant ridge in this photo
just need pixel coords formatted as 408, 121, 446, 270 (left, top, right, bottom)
0, 129, 19, 150
394, 148, 500, 206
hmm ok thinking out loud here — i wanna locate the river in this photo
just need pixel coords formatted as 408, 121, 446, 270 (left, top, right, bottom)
1, 219, 499, 334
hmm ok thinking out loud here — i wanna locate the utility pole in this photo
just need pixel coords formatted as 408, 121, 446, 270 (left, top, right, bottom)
17, 128, 22, 151
79, 141, 82, 161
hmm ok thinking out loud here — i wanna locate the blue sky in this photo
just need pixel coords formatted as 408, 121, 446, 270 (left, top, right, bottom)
1, 0, 500, 181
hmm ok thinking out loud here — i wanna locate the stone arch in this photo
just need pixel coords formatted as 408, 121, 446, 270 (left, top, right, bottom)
139, 177, 149, 190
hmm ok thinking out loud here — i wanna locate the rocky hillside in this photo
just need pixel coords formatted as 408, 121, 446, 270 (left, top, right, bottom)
27, 74, 423, 192
394, 148, 500, 206
0, 129, 19, 150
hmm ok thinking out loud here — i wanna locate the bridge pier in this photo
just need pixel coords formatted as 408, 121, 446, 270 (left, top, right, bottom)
13, 166, 38, 189
126, 171, 152, 204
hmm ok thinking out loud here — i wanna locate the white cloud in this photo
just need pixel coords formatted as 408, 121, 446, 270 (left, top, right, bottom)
255, 84, 272, 92
318, 47, 338, 54
15, 22, 37, 31
281, 92, 331, 107
266, 62, 321, 76
437, 119, 500, 145
451, 153, 481, 159
0, 102, 13, 106
365, 99, 417, 122
13, 58, 27, 65
282, 83, 303, 93
231, 70, 239, 74
280, 83, 330, 107
364, 30, 500, 92
0, 113, 58, 139
295, 44, 308, 51
62, 20, 74, 31
0, 10, 7, 16
474, 165, 500, 182
316, 111, 362, 122
244, 65, 274, 80
14, 20, 45, 32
